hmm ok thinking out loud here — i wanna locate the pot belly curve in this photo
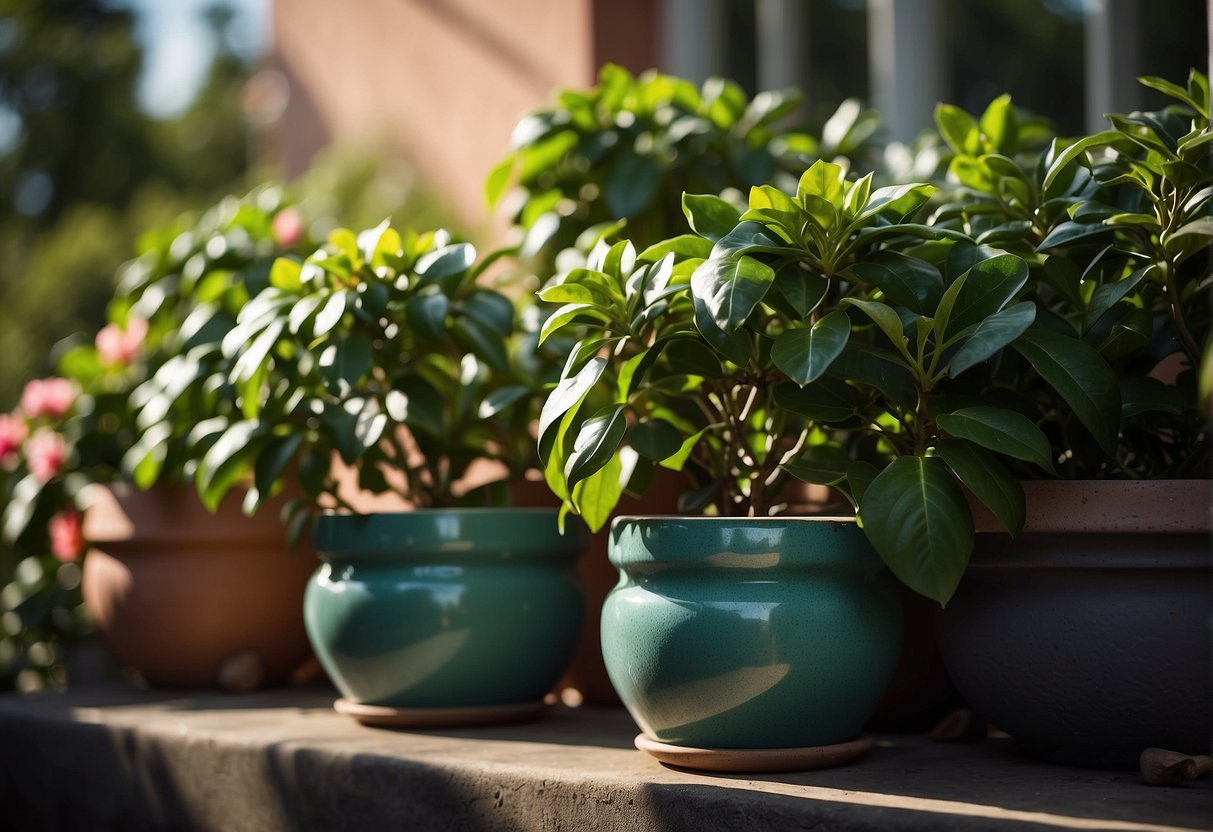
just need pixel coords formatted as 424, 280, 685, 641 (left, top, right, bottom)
602, 517, 903, 749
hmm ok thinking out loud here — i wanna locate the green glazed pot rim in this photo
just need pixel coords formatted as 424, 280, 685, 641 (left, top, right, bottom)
314, 508, 586, 562
611, 515, 859, 531
609, 515, 880, 570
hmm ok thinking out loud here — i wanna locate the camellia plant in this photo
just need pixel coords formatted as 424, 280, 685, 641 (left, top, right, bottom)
207, 221, 562, 541
0, 186, 310, 690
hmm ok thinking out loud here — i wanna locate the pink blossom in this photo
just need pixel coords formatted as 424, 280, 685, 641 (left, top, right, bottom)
96, 317, 149, 366
49, 508, 85, 563
25, 429, 66, 483
272, 208, 304, 248
0, 413, 28, 466
19, 378, 77, 421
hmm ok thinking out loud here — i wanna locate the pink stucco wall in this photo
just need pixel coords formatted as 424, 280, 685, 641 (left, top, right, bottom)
272, 0, 657, 231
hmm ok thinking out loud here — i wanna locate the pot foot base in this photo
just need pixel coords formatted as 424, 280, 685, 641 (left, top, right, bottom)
333, 698, 546, 728
634, 733, 875, 773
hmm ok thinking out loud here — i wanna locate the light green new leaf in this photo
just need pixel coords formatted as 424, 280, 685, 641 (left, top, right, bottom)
571, 452, 624, 533
860, 456, 974, 605
936, 405, 1054, 472
269, 258, 303, 292
796, 159, 847, 208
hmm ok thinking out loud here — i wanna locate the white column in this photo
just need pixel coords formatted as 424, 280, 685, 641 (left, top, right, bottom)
755, 0, 810, 95
661, 0, 728, 85
867, 0, 946, 143
1084, 0, 1141, 132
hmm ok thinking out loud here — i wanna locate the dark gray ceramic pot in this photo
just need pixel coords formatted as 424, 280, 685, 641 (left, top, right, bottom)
936, 481, 1211, 770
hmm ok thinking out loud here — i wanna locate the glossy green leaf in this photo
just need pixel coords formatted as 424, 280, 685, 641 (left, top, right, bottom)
638, 234, 714, 263
406, 292, 450, 341
935, 104, 980, 155
478, 384, 529, 419
773, 377, 858, 422
681, 193, 742, 242
782, 456, 850, 485
197, 420, 264, 512
842, 251, 944, 315
934, 438, 1024, 535
1120, 377, 1186, 418
692, 294, 752, 366
690, 255, 775, 333
1036, 221, 1113, 251
841, 297, 907, 354
415, 243, 476, 282
711, 221, 797, 260
771, 310, 852, 386
630, 419, 683, 461
317, 332, 373, 393
461, 290, 515, 338
939, 253, 1028, 339
313, 290, 349, 336
252, 434, 304, 507
659, 427, 706, 472
979, 94, 1018, 153
1012, 328, 1120, 454
947, 301, 1036, 377
772, 264, 829, 317
538, 357, 607, 451
453, 317, 509, 374
796, 159, 847, 208
936, 405, 1054, 471
566, 404, 627, 488
860, 456, 973, 605
856, 183, 937, 223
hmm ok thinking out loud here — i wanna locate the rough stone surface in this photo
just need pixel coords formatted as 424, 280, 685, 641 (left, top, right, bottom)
0, 685, 1209, 831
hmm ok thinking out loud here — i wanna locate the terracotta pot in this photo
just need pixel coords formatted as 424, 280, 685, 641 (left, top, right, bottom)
81, 484, 317, 690
940, 479, 1211, 769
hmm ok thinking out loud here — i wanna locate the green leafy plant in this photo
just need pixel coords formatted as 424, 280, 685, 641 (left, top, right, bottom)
0, 185, 310, 690
488, 63, 820, 269
209, 221, 560, 541
539, 159, 1058, 604
932, 71, 1210, 479
539, 70, 1210, 606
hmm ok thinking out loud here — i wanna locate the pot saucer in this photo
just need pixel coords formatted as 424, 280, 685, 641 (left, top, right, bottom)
634, 733, 874, 773
333, 698, 545, 728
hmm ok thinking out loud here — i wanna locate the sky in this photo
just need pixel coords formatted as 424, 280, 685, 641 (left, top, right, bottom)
109, 0, 271, 118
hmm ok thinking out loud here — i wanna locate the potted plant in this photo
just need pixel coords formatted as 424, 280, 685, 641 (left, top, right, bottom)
218, 220, 586, 726
0, 185, 320, 691
535, 137, 1076, 767
490, 66, 901, 706
925, 72, 1211, 769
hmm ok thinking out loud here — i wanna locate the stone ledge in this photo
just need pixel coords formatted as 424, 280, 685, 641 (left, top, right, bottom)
0, 685, 1208, 831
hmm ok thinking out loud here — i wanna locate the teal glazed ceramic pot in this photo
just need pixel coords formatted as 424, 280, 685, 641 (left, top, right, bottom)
603, 517, 903, 749
305, 509, 585, 708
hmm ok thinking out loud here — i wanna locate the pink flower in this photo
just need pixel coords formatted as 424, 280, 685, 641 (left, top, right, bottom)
96, 317, 149, 366
25, 429, 66, 483
272, 208, 304, 248
19, 378, 77, 421
48, 508, 85, 563
0, 413, 28, 467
